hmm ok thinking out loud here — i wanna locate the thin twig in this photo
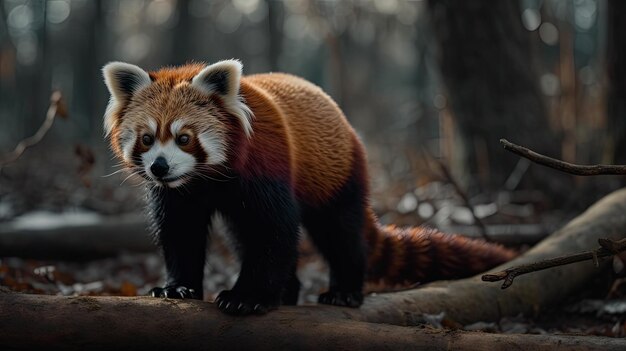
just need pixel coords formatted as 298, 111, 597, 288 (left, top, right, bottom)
500, 139, 626, 175
482, 238, 626, 289
429, 155, 492, 242
0, 91, 67, 172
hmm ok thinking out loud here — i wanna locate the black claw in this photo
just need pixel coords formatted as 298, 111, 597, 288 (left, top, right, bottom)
215, 290, 276, 316
176, 287, 195, 299
149, 287, 164, 297
148, 286, 201, 300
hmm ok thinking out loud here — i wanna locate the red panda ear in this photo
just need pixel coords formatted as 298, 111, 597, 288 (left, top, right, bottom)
102, 62, 151, 102
102, 62, 152, 135
191, 60, 242, 98
191, 60, 253, 137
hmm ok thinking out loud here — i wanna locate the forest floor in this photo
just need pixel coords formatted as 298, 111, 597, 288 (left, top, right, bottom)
1, 237, 626, 338
1, 147, 626, 338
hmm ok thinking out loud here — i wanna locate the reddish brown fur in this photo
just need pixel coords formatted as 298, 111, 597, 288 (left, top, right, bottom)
107, 63, 516, 288
239, 74, 358, 204
365, 216, 517, 287
239, 73, 517, 286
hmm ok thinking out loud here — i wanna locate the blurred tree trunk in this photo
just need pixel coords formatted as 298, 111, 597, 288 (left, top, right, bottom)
606, 0, 626, 164
0, 4, 17, 146
83, 0, 104, 139
173, 0, 192, 65
427, 1, 560, 193
266, 0, 283, 72
91, 0, 107, 140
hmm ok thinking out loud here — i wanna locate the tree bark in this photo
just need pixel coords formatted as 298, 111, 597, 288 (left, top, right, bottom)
427, 0, 560, 192
266, 0, 284, 72
606, 0, 626, 164
2, 189, 626, 350
0, 289, 624, 351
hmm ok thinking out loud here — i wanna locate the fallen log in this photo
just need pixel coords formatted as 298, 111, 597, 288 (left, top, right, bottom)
0, 214, 153, 260
0, 290, 624, 351
1, 189, 626, 349
357, 187, 626, 325
0, 215, 540, 260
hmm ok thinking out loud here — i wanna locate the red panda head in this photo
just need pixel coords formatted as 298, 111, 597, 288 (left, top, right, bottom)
102, 60, 253, 188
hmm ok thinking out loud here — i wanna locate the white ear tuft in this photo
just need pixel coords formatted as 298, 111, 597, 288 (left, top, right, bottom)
102, 62, 152, 136
191, 60, 253, 138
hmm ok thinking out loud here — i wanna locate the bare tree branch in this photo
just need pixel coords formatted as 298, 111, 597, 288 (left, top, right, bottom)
482, 238, 626, 289
0, 91, 67, 172
427, 152, 492, 241
500, 139, 626, 175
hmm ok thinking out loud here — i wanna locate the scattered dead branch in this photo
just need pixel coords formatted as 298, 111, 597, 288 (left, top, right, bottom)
425, 151, 492, 241
482, 238, 626, 289
500, 139, 626, 175
0, 91, 67, 172
491, 138, 626, 287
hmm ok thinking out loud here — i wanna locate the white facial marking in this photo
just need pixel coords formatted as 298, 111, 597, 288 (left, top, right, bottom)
164, 178, 186, 188
198, 131, 227, 165
120, 129, 136, 162
170, 120, 184, 136
103, 97, 117, 136
141, 140, 196, 187
148, 119, 158, 135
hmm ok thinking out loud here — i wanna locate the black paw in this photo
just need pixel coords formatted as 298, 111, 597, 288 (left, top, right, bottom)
149, 286, 201, 300
318, 291, 363, 307
214, 290, 277, 315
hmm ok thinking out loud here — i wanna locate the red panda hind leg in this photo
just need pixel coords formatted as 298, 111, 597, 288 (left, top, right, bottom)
300, 152, 369, 307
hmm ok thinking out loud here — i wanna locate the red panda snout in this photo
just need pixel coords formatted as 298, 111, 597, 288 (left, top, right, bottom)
140, 138, 197, 187
150, 156, 170, 178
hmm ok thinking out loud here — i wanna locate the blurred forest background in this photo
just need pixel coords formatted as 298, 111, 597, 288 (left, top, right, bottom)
1, 0, 626, 228
5, 1, 626, 337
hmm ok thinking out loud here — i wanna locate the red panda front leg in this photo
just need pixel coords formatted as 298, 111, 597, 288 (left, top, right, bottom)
147, 186, 210, 300
215, 178, 300, 315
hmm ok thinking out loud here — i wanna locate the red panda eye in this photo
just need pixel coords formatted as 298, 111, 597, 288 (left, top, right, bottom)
176, 134, 190, 146
142, 134, 154, 146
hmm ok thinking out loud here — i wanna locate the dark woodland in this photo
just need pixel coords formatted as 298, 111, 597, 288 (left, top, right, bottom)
1, 0, 626, 349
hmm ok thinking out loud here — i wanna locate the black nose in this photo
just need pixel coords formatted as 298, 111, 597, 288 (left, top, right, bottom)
150, 157, 169, 178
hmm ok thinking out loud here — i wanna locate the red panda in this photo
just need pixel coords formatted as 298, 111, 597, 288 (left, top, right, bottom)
102, 60, 516, 315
